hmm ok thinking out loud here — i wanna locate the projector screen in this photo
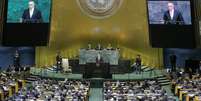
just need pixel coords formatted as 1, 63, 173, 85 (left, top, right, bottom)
147, 0, 192, 25
6, 0, 51, 23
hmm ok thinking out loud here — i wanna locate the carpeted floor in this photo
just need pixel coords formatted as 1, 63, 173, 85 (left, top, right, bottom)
89, 88, 103, 101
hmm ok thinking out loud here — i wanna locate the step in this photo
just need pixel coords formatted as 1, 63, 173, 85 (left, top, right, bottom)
157, 77, 167, 80
160, 82, 171, 86
143, 68, 151, 71
29, 75, 40, 78
158, 81, 170, 84
26, 77, 38, 81
157, 78, 170, 81
89, 88, 103, 101
141, 66, 149, 70
29, 76, 39, 79
160, 81, 171, 84
157, 75, 166, 78
25, 80, 33, 84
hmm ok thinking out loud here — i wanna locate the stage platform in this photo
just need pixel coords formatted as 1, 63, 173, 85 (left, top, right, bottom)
30, 68, 164, 80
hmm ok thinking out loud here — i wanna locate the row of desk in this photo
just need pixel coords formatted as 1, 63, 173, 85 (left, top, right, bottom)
103, 80, 175, 101
12, 79, 90, 101
0, 80, 26, 100
172, 75, 201, 101
175, 86, 201, 101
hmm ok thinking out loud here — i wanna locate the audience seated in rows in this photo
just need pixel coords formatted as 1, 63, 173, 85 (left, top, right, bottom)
10, 79, 90, 101
0, 72, 23, 100
171, 73, 201, 101
103, 80, 176, 101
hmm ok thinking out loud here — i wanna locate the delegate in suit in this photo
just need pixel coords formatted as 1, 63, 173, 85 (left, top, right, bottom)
22, 0, 43, 23
163, 2, 184, 25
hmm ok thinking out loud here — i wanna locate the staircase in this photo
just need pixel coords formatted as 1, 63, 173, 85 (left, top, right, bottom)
156, 75, 171, 86
141, 66, 153, 72
89, 79, 104, 101
89, 88, 103, 101
141, 67, 171, 86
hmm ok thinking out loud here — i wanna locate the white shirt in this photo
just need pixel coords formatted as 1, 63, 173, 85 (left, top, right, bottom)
169, 9, 174, 20
97, 53, 101, 61
29, 8, 34, 18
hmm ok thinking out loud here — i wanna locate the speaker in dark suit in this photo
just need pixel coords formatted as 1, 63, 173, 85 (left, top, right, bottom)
95, 53, 103, 67
163, 2, 184, 25
21, 0, 43, 23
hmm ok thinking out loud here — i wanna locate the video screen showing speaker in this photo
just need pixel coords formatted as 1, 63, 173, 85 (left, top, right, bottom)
2, 0, 52, 46
147, 0, 196, 48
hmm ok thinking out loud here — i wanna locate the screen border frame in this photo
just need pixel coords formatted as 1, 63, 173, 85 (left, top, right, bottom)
145, 0, 196, 48
0, 0, 5, 44
2, 0, 53, 46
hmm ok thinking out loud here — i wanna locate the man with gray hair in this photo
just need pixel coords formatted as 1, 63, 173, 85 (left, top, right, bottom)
163, 2, 184, 25
22, 0, 43, 23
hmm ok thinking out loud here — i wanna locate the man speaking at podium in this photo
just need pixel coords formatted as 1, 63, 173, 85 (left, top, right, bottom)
21, 0, 43, 23
96, 53, 103, 67
163, 2, 184, 25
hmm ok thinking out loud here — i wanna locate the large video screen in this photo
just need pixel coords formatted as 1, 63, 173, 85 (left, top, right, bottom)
148, 0, 192, 25
2, 0, 52, 46
0, 0, 4, 34
7, 0, 51, 23
0, 1, 2, 21
147, 0, 196, 48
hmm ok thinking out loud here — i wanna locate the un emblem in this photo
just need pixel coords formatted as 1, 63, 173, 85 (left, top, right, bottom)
77, 0, 123, 19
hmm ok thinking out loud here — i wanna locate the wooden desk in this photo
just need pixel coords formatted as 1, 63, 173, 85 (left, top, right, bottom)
8, 86, 12, 97
179, 90, 187, 101
0, 91, 3, 101
186, 94, 195, 101
194, 96, 201, 101
175, 85, 182, 96
9, 84, 16, 96
18, 80, 26, 89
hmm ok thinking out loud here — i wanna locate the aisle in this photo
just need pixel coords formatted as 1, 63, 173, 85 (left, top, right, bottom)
162, 85, 179, 101
89, 88, 103, 101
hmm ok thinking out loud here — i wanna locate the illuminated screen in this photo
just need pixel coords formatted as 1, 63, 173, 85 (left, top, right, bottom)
147, 0, 192, 25
6, 0, 51, 23
2, 0, 52, 46
147, 0, 196, 48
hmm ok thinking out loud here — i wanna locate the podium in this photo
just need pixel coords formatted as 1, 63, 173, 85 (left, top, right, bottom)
83, 63, 112, 79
